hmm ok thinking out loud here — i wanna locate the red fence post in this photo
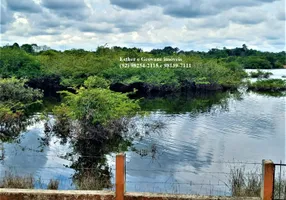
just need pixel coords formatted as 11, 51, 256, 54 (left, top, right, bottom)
116, 153, 126, 200
261, 160, 275, 200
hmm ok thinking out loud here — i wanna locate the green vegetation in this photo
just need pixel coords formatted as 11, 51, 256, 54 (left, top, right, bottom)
47, 76, 141, 190
0, 77, 43, 142
0, 77, 43, 112
54, 76, 140, 125
0, 47, 42, 78
249, 70, 273, 78
1, 43, 284, 93
1, 43, 285, 154
0, 43, 285, 193
248, 79, 286, 92
251, 91, 286, 97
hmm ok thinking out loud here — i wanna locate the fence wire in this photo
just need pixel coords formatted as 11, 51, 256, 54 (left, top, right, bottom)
124, 153, 262, 196
274, 162, 286, 200
0, 151, 280, 198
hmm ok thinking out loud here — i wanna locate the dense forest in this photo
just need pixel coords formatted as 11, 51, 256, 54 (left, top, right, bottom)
1, 43, 285, 88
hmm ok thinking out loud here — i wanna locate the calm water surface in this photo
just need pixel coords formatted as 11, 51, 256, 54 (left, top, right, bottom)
0, 69, 285, 195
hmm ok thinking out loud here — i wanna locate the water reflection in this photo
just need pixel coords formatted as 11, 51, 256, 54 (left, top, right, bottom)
139, 91, 243, 114
0, 115, 40, 143
124, 91, 285, 194
0, 118, 74, 189
0, 88, 284, 195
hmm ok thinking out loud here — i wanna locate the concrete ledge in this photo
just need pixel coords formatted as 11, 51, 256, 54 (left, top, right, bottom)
125, 192, 261, 200
0, 189, 261, 200
0, 189, 114, 200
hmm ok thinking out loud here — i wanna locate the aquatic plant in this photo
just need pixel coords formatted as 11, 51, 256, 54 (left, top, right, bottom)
248, 79, 286, 91
249, 70, 273, 78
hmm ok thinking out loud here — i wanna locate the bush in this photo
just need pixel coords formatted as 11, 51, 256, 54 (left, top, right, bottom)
0, 77, 43, 103
0, 78, 43, 142
242, 57, 272, 69
249, 79, 286, 91
55, 80, 140, 125
249, 70, 273, 78
84, 76, 110, 89
0, 77, 43, 119
0, 48, 42, 78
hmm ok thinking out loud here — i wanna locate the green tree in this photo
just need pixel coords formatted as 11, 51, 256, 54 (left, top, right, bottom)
12, 43, 20, 49
55, 83, 140, 125
0, 77, 43, 142
242, 57, 272, 69
0, 47, 41, 78
20, 44, 34, 54
0, 77, 43, 112
83, 76, 110, 89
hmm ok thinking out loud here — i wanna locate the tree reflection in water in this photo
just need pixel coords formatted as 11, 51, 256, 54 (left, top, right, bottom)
1, 90, 243, 189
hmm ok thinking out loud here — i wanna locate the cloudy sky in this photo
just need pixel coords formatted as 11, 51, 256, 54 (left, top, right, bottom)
0, 0, 285, 52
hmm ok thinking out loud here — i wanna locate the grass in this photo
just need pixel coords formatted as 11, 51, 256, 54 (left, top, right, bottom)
228, 166, 286, 198
0, 172, 34, 189
274, 179, 286, 199
47, 179, 59, 190
0, 172, 60, 190
74, 173, 112, 190
0, 172, 110, 191
1, 167, 285, 198
228, 166, 261, 197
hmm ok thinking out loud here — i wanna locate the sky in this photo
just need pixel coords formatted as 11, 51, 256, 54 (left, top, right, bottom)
0, 0, 285, 52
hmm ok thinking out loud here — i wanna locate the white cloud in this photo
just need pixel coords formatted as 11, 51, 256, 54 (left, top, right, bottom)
0, 0, 285, 52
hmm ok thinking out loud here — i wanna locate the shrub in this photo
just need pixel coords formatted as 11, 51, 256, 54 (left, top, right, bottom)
55, 80, 140, 125
84, 76, 110, 89
0, 48, 42, 78
249, 79, 286, 91
249, 70, 273, 78
0, 78, 43, 141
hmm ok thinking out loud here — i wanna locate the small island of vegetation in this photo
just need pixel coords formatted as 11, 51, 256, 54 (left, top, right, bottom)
249, 70, 273, 78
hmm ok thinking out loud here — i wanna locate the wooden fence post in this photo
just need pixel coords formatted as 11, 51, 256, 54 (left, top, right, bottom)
261, 159, 275, 200
116, 153, 126, 200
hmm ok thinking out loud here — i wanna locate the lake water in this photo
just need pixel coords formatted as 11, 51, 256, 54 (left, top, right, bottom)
0, 69, 285, 195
